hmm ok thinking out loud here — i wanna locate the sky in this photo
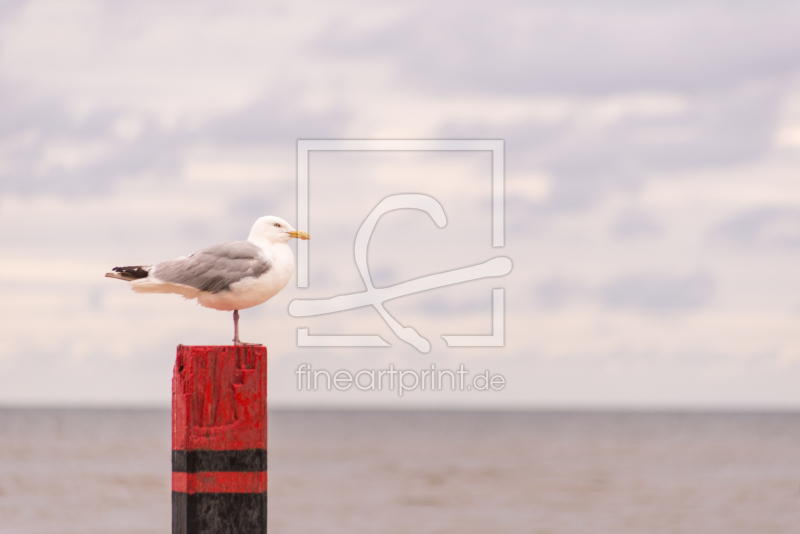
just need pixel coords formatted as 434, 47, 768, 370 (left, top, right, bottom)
2, 0, 800, 408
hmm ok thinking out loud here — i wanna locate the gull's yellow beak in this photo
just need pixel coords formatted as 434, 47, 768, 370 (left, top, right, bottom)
288, 230, 310, 240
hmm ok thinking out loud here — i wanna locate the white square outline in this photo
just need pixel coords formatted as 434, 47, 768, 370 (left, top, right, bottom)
294, 139, 505, 349
296, 139, 504, 288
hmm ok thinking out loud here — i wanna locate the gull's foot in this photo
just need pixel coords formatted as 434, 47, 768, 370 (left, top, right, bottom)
233, 338, 262, 346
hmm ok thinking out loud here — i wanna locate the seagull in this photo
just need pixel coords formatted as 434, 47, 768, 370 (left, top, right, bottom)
105, 216, 310, 345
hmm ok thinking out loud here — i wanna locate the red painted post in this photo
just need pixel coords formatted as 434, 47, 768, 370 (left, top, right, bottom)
172, 345, 267, 534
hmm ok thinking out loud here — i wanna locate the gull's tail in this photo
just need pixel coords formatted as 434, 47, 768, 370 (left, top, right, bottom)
105, 265, 151, 282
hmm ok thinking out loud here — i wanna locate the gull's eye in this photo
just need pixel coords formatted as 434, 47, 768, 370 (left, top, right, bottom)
274, 223, 281, 228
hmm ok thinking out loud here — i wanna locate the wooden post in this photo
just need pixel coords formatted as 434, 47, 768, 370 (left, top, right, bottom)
172, 345, 267, 534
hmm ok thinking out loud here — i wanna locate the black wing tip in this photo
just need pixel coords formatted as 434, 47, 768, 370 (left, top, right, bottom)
108, 265, 150, 281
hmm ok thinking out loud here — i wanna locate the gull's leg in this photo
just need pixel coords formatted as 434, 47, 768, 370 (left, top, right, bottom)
232, 309, 259, 346
233, 310, 241, 345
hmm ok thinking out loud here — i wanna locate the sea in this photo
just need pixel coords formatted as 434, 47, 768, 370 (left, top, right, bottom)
1, 409, 799, 534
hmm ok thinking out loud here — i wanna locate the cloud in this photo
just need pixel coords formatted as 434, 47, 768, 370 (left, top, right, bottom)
714, 207, 800, 248
0, 0, 24, 26
0, 82, 188, 196
328, 1, 800, 95
611, 211, 664, 239
201, 92, 350, 146
601, 272, 715, 312
317, 1, 796, 207
2, 1, 794, 207
532, 272, 716, 313
442, 82, 783, 209
534, 278, 583, 309
0, 83, 349, 197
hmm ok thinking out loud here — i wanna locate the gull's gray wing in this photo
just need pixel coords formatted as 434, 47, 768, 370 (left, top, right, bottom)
152, 241, 271, 293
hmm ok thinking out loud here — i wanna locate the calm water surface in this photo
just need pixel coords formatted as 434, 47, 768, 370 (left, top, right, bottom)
1, 409, 799, 533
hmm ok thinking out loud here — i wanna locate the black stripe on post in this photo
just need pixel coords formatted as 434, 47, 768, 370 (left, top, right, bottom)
173, 492, 267, 534
172, 449, 267, 473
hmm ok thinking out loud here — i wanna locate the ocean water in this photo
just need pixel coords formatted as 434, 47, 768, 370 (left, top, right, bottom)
1, 409, 799, 534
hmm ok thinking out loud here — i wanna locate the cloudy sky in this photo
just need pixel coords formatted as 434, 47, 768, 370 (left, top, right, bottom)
2, 0, 800, 408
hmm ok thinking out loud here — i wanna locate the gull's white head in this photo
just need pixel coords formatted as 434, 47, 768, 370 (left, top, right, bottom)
248, 216, 310, 245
